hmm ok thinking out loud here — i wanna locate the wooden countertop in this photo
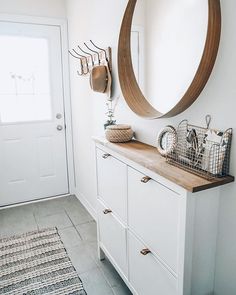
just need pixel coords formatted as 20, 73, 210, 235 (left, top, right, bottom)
94, 138, 234, 193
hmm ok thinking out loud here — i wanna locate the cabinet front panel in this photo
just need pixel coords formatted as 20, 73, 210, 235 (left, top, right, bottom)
128, 167, 180, 273
128, 232, 177, 295
97, 148, 127, 223
98, 200, 127, 277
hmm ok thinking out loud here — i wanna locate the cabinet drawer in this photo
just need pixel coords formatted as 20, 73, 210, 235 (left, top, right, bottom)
128, 231, 177, 295
97, 148, 127, 222
98, 200, 127, 277
128, 167, 180, 273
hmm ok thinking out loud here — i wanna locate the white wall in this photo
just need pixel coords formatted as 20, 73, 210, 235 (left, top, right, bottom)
66, 1, 236, 293
0, 0, 235, 293
212, 2, 236, 293
66, 0, 129, 216
0, 0, 66, 18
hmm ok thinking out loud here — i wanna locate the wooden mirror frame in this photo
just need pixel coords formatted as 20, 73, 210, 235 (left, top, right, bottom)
118, 0, 221, 119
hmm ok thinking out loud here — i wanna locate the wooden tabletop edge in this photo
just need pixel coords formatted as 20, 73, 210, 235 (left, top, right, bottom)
93, 137, 235, 193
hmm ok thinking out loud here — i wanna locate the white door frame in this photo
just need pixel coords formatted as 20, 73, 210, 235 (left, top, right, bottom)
0, 14, 75, 197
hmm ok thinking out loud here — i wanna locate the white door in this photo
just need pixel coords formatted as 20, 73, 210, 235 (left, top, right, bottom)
0, 21, 69, 206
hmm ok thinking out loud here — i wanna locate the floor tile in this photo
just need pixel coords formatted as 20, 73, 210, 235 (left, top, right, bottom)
80, 267, 114, 295
33, 196, 71, 217
0, 205, 37, 238
66, 206, 94, 226
0, 196, 131, 295
58, 226, 82, 249
62, 196, 85, 212
0, 203, 35, 221
35, 211, 73, 230
86, 240, 99, 261
76, 221, 97, 242
86, 242, 130, 291
64, 196, 94, 224
64, 195, 82, 207
0, 223, 37, 238
98, 258, 124, 288
67, 243, 98, 274
112, 283, 133, 295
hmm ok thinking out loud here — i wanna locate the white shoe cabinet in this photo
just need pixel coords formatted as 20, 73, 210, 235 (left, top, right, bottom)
94, 138, 234, 295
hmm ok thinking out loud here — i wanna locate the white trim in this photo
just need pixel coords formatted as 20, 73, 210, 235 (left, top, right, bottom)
0, 13, 66, 26
75, 192, 97, 221
59, 18, 76, 195
0, 14, 76, 197
0, 193, 71, 210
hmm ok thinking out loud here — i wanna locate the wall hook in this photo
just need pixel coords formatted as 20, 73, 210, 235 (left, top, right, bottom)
84, 42, 100, 65
77, 45, 95, 67
72, 49, 89, 75
90, 40, 108, 62
68, 50, 84, 75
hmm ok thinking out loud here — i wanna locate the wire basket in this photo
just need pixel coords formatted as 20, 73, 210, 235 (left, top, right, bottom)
166, 119, 233, 180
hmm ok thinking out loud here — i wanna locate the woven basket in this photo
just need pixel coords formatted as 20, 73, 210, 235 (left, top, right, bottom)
105, 124, 134, 143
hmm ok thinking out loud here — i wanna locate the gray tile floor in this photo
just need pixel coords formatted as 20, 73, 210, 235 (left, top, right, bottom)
0, 195, 132, 295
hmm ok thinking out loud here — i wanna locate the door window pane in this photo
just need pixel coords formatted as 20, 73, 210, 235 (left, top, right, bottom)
0, 36, 52, 123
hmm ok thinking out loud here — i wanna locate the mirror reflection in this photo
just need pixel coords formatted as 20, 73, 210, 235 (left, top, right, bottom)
131, 0, 208, 114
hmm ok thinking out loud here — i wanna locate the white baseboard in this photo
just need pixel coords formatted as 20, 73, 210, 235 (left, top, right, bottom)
0, 194, 71, 210
75, 191, 97, 221
0, 192, 98, 223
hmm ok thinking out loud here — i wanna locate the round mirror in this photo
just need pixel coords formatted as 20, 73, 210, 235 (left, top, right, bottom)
118, 0, 221, 119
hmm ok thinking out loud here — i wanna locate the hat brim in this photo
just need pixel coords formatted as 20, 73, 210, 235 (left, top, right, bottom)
105, 65, 112, 99
89, 64, 112, 98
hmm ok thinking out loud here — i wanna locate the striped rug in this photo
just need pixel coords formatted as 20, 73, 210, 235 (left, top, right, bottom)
0, 227, 86, 295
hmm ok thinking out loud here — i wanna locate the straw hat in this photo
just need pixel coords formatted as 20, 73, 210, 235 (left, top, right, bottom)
89, 65, 112, 98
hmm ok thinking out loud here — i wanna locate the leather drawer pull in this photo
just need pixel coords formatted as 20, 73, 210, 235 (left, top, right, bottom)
103, 209, 112, 214
102, 153, 111, 159
140, 248, 151, 256
141, 176, 151, 183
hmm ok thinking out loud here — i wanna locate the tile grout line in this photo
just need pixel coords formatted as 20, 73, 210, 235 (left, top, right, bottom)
65, 209, 95, 226
33, 212, 39, 231
98, 266, 117, 295
95, 259, 127, 293
64, 208, 95, 227
64, 209, 83, 240
64, 208, 115, 289
79, 267, 116, 295
98, 265, 115, 290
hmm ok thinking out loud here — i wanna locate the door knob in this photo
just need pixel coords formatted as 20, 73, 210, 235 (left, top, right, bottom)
56, 113, 62, 119
57, 125, 63, 131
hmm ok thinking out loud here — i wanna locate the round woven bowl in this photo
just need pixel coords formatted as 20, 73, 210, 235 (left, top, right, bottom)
105, 124, 134, 143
